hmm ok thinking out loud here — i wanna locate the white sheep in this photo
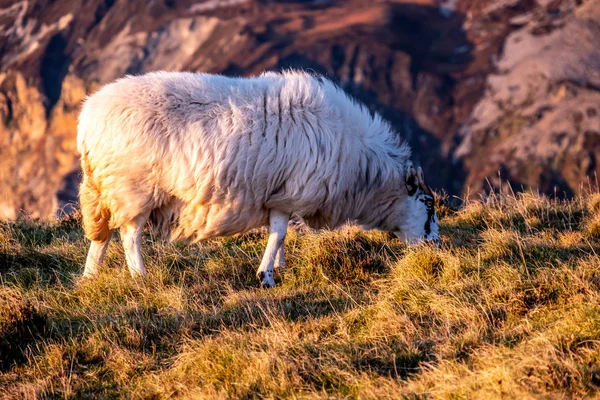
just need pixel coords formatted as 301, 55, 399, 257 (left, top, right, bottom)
77, 70, 439, 287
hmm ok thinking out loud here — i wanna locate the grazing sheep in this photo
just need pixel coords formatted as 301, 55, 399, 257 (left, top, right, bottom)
77, 70, 439, 287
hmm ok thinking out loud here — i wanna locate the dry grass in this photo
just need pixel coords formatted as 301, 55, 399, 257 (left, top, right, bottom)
1, 190, 600, 399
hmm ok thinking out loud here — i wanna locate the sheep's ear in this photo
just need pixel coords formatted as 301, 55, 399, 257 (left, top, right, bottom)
406, 166, 418, 196
416, 167, 434, 194
416, 167, 426, 187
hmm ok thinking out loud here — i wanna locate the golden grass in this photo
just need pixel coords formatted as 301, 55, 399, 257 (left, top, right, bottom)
0, 190, 599, 398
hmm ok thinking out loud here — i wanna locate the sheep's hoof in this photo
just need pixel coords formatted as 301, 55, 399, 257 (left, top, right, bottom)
128, 267, 147, 279
80, 272, 96, 280
75, 273, 95, 286
129, 272, 147, 281
257, 271, 275, 288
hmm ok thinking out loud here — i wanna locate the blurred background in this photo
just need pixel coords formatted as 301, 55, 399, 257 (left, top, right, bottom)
0, 0, 599, 219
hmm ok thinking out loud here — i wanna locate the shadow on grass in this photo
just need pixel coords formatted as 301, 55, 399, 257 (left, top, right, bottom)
482, 241, 600, 270
0, 302, 48, 371
0, 251, 82, 287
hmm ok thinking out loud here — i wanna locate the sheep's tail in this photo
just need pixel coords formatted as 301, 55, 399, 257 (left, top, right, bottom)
79, 157, 111, 242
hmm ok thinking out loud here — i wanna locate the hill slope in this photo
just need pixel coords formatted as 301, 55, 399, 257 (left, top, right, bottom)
1, 191, 599, 398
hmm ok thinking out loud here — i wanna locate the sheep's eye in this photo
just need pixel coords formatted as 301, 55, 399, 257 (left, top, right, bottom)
425, 200, 433, 209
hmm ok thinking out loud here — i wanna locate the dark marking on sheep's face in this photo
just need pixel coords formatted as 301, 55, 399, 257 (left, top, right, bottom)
395, 166, 439, 246
418, 192, 436, 236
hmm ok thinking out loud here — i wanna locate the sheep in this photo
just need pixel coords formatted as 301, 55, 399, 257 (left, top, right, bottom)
77, 70, 439, 287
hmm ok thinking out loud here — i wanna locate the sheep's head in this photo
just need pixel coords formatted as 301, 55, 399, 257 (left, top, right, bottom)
395, 166, 439, 246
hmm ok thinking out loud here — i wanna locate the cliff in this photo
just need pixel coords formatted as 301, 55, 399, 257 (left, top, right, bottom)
1, 0, 598, 218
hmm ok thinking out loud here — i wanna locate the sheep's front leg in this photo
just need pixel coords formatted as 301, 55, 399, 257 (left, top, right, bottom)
257, 210, 289, 288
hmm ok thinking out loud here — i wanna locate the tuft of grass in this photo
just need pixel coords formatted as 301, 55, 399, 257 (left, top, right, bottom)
0, 189, 600, 398
586, 192, 600, 214
392, 245, 461, 284
585, 213, 600, 239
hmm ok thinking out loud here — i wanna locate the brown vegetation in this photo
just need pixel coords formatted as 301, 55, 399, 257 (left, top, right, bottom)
0, 189, 599, 398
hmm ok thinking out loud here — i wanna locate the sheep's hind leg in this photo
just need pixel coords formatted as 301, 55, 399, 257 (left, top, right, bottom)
83, 231, 113, 278
121, 213, 149, 277
257, 210, 289, 288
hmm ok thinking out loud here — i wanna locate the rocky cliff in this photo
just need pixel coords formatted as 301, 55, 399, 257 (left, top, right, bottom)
0, 0, 598, 218
457, 0, 600, 195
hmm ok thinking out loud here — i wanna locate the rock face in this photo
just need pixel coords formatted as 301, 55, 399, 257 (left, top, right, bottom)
0, 0, 599, 218
457, 0, 600, 195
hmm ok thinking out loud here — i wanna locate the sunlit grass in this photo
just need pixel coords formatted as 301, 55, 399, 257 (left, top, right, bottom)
1, 189, 599, 398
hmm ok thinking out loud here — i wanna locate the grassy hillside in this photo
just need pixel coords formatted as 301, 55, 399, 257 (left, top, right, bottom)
1, 190, 600, 399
